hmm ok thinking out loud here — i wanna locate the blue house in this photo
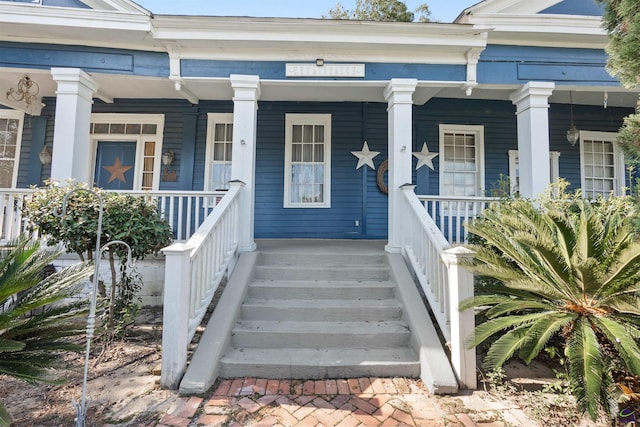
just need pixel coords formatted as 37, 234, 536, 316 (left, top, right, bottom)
1, 0, 637, 393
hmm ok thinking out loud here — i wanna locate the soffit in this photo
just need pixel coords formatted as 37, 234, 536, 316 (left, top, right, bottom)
2, 68, 636, 111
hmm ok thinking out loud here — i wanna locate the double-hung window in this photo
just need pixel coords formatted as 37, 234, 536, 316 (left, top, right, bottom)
205, 113, 233, 191
284, 114, 331, 208
439, 124, 484, 198
580, 131, 625, 198
0, 110, 24, 188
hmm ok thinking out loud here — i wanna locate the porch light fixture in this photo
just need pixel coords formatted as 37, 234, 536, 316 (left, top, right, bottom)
566, 91, 580, 146
6, 74, 40, 110
38, 145, 52, 165
162, 150, 174, 166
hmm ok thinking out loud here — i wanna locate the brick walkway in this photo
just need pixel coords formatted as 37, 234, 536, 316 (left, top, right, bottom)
155, 377, 537, 427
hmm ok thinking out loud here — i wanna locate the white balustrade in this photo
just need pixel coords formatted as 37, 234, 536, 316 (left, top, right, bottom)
417, 195, 500, 245
399, 186, 477, 389
160, 182, 243, 389
104, 190, 226, 242
0, 190, 36, 242
0, 189, 226, 243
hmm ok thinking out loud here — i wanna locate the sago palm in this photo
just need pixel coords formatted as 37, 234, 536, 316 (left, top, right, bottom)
0, 238, 93, 425
461, 198, 640, 420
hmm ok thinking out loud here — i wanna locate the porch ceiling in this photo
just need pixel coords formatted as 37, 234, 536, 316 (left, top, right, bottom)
1, 68, 638, 113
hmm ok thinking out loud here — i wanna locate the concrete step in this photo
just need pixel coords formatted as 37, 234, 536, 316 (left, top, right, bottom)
230, 320, 411, 348
254, 265, 390, 281
241, 298, 402, 321
248, 280, 396, 300
258, 252, 387, 267
219, 347, 420, 379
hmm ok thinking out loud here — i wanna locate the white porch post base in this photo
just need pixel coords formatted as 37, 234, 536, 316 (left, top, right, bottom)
230, 75, 260, 252
50, 68, 98, 184
384, 79, 417, 253
442, 246, 477, 389
160, 243, 193, 389
509, 82, 555, 199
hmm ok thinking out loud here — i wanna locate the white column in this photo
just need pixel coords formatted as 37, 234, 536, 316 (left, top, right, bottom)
384, 79, 417, 253
509, 82, 555, 199
230, 75, 260, 252
160, 242, 193, 389
50, 68, 98, 184
442, 246, 477, 390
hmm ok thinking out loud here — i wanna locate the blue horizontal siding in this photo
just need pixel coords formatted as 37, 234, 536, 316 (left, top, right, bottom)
254, 102, 376, 239
18, 97, 632, 240
413, 98, 518, 196
413, 98, 632, 196
0, 42, 169, 77
479, 45, 618, 86
181, 60, 465, 81
548, 103, 631, 192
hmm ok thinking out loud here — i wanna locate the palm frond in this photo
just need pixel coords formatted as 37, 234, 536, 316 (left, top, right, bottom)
594, 317, 640, 377
518, 313, 576, 364
483, 326, 534, 370
567, 318, 604, 420
484, 300, 556, 318
466, 312, 549, 349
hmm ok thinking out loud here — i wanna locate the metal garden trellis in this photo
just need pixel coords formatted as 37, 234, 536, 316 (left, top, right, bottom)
53, 188, 133, 427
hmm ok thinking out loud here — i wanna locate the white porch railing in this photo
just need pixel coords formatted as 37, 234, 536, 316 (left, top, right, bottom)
104, 190, 227, 242
417, 195, 500, 245
399, 185, 477, 389
0, 189, 227, 243
160, 182, 243, 389
0, 190, 36, 242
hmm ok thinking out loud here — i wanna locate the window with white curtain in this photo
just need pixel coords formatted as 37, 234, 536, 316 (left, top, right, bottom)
284, 114, 331, 208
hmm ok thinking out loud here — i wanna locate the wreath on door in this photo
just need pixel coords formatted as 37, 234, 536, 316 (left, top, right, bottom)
376, 159, 389, 195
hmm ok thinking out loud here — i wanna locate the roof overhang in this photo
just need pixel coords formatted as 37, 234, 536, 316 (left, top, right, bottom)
460, 15, 606, 48
151, 17, 489, 65
0, 3, 158, 51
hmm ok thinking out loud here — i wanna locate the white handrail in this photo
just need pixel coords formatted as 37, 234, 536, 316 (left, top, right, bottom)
400, 186, 477, 389
160, 182, 243, 389
400, 187, 451, 339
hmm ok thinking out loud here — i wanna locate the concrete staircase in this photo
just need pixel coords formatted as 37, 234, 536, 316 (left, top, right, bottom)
179, 240, 458, 395
219, 246, 420, 379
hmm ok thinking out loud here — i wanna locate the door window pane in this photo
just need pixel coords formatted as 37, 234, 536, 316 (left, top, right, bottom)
206, 115, 234, 191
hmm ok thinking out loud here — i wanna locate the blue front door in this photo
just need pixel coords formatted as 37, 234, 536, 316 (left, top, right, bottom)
94, 141, 136, 190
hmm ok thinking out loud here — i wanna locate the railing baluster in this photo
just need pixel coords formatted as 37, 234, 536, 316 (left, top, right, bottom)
161, 184, 243, 389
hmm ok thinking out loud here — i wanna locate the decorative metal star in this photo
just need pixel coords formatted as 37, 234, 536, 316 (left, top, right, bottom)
102, 156, 133, 184
413, 143, 439, 171
351, 141, 380, 170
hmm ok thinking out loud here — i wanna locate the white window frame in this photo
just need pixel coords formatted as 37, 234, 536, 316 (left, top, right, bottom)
90, 113, 164, 191
0, 110, 24, 189
439, 124, 485, 198
579, 130, 625, 198
205, 113, 234, 191
508, 150, 561, 195
284, 113, 332, 208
